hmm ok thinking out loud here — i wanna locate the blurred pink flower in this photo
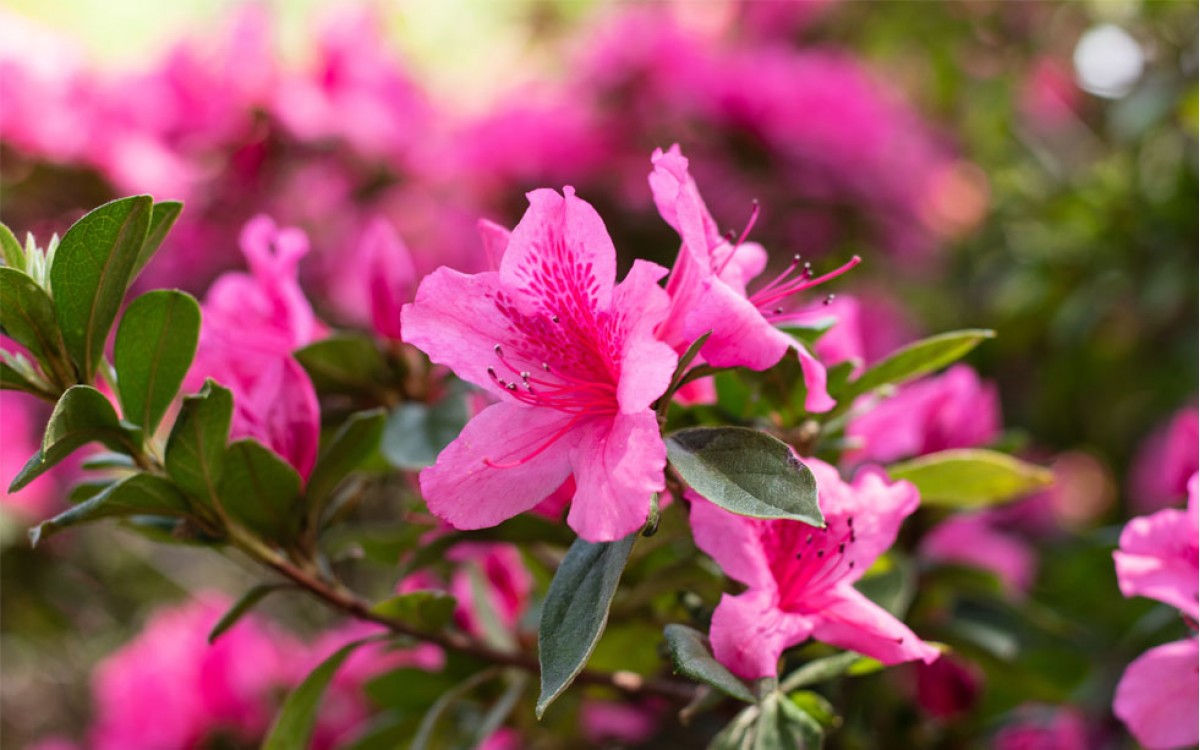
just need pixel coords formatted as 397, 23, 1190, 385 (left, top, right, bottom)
327, 217, 417, 340
689, 458, 938, 679
188, 216, 324, 476
403, 187, 676, 542
915, 655, 983, 720
1111, 473, 1199, 749
651, 144, 855, 412
581, 700, 662, 744
1019, 58, 1081, 132
921, 512, 1037, 595
993, 705, 1089, 750
447, 542, 534, 641
0, 392, 61, 520
786, 292, 920, 377
1129, 405, 1198, 514
89, 593, 297, 750
845, 364, 1001, 465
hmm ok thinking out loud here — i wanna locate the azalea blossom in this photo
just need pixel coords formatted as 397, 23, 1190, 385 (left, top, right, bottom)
1111, 473, 1199, 749
651, 144, 858, 413
188, 215, 323, 476
992, 705, 1089, 750
689, 458, 939, 679
921, 511, 1037, 595
402, 187, 677, 542
1128, 404, 1198, 514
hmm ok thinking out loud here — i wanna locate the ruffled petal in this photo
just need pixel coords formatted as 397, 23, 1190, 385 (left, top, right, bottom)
687, 493, 774, 590
710, 590, 814, 679
1114, 505, 1199, 619
612, 259, 676, 414
567, 411, 665, 542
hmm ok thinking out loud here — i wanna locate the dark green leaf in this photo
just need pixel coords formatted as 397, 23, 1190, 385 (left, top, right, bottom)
165, 380, 233, 504
0, 267, 72, 386
262, 636, 387, 750
49, 195, 153, 381
776, 694, 825, 749
1, 358, 52, 398
465, 671, 528, 748
887, 449, 1053, 507
132, 201, 183, 280
666, 427, 823, 526
755, 692, 820, 750
67, 480, 114, 505
80, 451, 137, 470
295, 334, 391, 393
29, 474, 189, 546
709, 706, 760, 750
845, 329, 995, 398
664, 624, 756, 703
209, 583, 293, 644
536, 532, 636, 718
370, 590, 457, 631
410, 668, 502, 750
662, 331, 712, 401
0, 223, 24, 268
382, 397, 469, 470
9, 385, 140, 492
307, 408, 386, 509
113, 290, 201, 433
855, 553, 916, 618
218, 439, 303, 541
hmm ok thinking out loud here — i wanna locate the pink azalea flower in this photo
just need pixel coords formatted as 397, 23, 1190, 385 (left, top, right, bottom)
1114, 638, 1199, 750
785, 292, 920, 377
921, 512, 1037, 595
0, 391, 61, 520
1129, 405, 1199, 514
581, 700, 663, 745
402, 187, 677, 542
914, 655, 983, 719
651, 144, 858, 413
993, 705, 1089, 750
1112, 474, 1199, 749
689, 458, 938, 679
327, 217, 417, 341
845, 364, 1001, 465
89, 593, 297, 750
188, 216, 324, 477
447, 542, 534, 640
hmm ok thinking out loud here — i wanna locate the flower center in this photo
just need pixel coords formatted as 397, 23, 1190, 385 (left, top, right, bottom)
771, 515, 860, 610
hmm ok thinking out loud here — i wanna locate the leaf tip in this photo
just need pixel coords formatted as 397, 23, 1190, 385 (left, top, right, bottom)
28, 524, 44, 548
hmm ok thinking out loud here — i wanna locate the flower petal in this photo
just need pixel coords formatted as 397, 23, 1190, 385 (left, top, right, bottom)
687, 493, 774, 590
710, 590, 814, 680
813, 462, 921, 578
1114, 505, 1199, 619
420, 402, 574, 530
796, 341, 835, 413
613, 259, 676, 414
567, 410, 665, 542
1114, 638, 1199, 750
649, 144, 721, 268
809, 586, 939, 665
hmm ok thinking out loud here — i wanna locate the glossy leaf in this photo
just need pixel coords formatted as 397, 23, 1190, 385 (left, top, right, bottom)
664, 624, 756, 703
0, 267, 72, 386
295, 334, 391, 393
9, 385, 140, 492
131, 201, 183, 280
29, 474, 189, 546
0, 223, 24, 268
218, 439, 303, 541
49, 195, 153, 381
369, 590, 457, 631
307, 408, 386, 509
262, 636, 386, 750
209, 584, 293, 644
666, 427, 823, 526
165, 380, 233, 504
113, 290, 201, 433
887, 449, 1053, 507
845, 329, 994, 398
382, 396, 469, 470
536, 532, 636, 718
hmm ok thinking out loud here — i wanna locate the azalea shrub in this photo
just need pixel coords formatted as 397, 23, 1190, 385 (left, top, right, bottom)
1, 2, 1197, 750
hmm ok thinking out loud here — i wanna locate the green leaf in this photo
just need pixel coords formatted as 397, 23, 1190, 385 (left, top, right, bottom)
218, 439, 303, 541
775, 693, 825, 749
708, 706, 760, 750
49, 195, 153, 381
165, 380, 233, 504
666, 427, 823, 526
536, 532, 636, 718
9, 385, 140, 492
410, 668, 502, 750
295, 334, 391, 393
29, 474, 189, 546
209, 583, 293, 644
262, 636, 387, 750
382, 397, 469, 470
0, 267, 72, 386
465, 671, 528, 748
845, 329, 994, 398
369, 590, 457, 631
307, 408, 386, 510
780, 652, 863, 692
132, 201, 183, 280
0, 223, 25, 268
663, 624, 756, 703
661, 331, 712, 402
113, 290, 201, 434
887, 449, 1053, 508
755, 691, 821, 750
1, 356, 53, 398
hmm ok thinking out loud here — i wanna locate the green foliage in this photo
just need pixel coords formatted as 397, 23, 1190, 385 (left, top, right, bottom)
0, 222, 25, 268
217, 439, 304, 542
132, 201, 183, 280
0, 267, 73, 388
666, 427, 823, 526
165, 379, 233, 505
112, 290, 201, 434
370, 591, 457, 631
842, 329, 995, 400
536, 532, 636, 718
306, 408, 386, 513
262, 636, 387, 750
208, 584, 294, 644
888, 449, 1054, 507
9, 385, 141, 492
382, 395, 470, 470
295, 333, 393, 394
663, 624, 756, 702
29, 474, 191, 546
48, 195, 153, 381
